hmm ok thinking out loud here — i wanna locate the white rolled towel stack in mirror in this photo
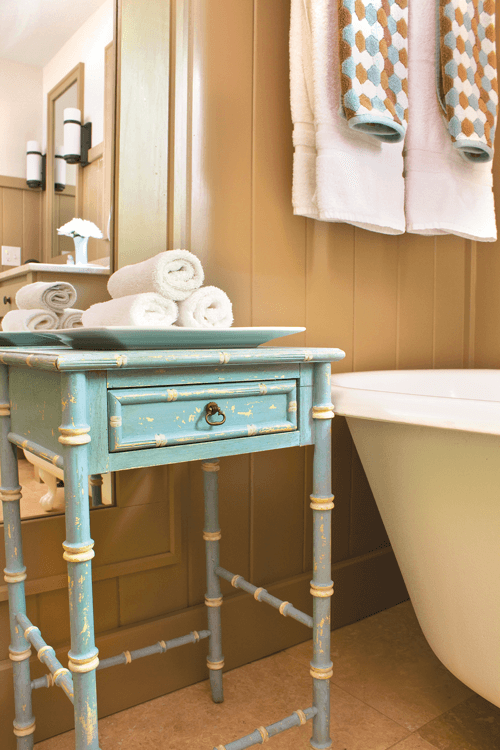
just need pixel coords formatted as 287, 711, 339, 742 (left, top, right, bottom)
15, 281, 77, 311
1, 280, 82, 331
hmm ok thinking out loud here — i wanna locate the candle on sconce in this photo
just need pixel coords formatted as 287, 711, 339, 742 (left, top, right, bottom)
63, 107, 81, 163
55, 146, 66, 192
26, 141, 43, 188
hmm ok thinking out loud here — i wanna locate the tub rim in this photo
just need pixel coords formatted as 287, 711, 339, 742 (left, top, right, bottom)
330, 369, 500, 435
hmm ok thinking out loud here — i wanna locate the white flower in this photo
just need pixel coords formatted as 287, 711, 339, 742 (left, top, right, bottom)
57, 218, 103, 239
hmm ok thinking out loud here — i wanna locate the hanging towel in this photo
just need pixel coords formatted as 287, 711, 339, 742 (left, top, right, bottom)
57, 309, 83, 329
405, 0, 497, 240
438, 0, 498, 163
15, 281, 77, 312
2, 309, 59, 332
290, 0, 405, 233
177, 286, 233, 329
290, 0, 318, 218
338, 0, 408, 143
107, 250, 204, 302
82, 293, 178, 328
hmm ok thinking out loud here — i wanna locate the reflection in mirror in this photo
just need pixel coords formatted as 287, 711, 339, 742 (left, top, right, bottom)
0, 0, 116, 520
53, 81, 78, 257
0, 450, 113, 522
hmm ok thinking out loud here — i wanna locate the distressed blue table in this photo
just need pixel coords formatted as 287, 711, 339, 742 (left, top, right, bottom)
0, 346, 345, 750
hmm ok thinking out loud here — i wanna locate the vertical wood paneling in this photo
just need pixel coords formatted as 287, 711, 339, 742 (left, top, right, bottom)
305, 221, 355, 368
434, 235, 466, 368
190, 0, 253, 326
350, 447, 390, 557
2, 189, 24, 274
22, 190, 42, 261
252, 447, 305, 586
187, 454, 251, 605
353, 230, 399, 371
397, 235, 435, 369
252, 0, 306, 344
83, 156, 106, 261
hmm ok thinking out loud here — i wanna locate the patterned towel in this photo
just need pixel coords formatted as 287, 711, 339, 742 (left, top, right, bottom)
338, 0, 409, 143
438, 0, 498, 162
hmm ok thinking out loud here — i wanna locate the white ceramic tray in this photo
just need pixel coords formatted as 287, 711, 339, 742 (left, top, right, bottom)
0, 331, 63, 347
52, 326, 305, 350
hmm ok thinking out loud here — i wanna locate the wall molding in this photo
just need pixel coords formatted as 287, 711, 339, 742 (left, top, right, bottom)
0, 175, 40, 191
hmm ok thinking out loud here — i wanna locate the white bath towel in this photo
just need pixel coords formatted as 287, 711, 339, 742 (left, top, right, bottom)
290, 0, 405, 234
81, 293, 178, 328
177, 286, 233, 329
404, 0, 497, 241
2, 309, 59, 332
15, 281, 77, 312
290, 0, 318, 219
57, 308, 83, 329
107, 250, 204, 302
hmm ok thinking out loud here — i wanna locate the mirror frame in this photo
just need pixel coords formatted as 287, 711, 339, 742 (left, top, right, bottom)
45, 62, 84, 262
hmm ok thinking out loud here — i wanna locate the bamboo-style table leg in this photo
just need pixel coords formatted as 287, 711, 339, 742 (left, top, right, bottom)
310, 363, 335, 749
203, 459, 224, 703
59, 373, 100, 749
0, 365, 36, 748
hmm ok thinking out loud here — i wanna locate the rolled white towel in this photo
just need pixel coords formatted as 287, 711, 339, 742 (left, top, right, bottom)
57, 308, 84, 329
177, 286, 233, 329
15, 281, 77, 312
81, 293, 178, 328
2, 309, 59, 332
107, 250, 204, 302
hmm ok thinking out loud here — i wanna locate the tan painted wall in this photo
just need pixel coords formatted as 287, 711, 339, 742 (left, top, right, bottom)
0, 0, 484, 746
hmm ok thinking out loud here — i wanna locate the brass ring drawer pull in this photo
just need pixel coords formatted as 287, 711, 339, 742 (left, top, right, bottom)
205, 402, 226, 426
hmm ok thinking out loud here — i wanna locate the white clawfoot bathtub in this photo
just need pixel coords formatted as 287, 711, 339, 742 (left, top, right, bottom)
331, 369, 500, 707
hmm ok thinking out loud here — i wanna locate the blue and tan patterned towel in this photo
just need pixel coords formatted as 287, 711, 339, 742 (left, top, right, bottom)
338, 0, 409, 143
438, 0, 498, 162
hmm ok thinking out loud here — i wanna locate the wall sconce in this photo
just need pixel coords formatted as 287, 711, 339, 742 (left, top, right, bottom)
54, 146, 66, 192
63, 107, 92, 167
26, 141, 46, 190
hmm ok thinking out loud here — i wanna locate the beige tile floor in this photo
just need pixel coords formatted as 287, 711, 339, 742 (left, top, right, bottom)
35, 600, 500, 750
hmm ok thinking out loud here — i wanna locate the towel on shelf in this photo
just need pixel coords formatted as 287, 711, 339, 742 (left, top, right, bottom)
438, 0, 498, 163
177, 286, 233, 329
107, 250, 204, 302
81, 293, 178, 328
338, 0, 408, 143
290, 0, 405, 233
57, 309, 83, 329
2, 309, 59, 332
405, 0, 497, 240
15, 281, 77, 312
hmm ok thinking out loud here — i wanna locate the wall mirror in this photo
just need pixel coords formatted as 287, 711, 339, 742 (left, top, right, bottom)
0, 0, 116, 519
0, 0, 116, 268
47, 67, 82, 259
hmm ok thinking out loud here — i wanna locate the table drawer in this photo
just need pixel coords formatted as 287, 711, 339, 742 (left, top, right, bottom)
108, 380, 298, 452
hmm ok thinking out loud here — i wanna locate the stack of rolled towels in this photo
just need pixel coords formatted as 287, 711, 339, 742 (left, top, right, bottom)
2, 282, 83, 331
82, 249, 233, 329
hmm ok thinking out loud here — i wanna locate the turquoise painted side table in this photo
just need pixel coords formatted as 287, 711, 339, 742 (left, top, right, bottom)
0, 345, 345, 750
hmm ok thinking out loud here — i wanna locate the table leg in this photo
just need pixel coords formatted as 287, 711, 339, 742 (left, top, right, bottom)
0, 366, 35, 748
310, 363, 335, 749
202, 459, 224, 703
59, 373, 100, 749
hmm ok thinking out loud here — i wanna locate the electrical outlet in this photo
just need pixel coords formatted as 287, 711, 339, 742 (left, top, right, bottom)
1, 246, 21, 266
